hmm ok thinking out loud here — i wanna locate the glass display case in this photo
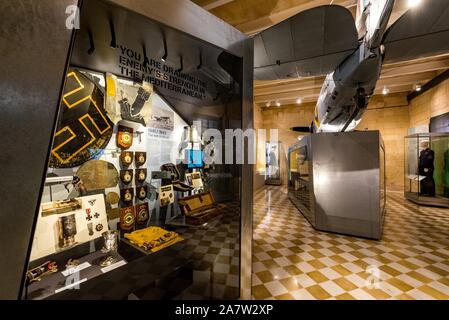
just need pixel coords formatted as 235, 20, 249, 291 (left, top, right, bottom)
288, 131, 386, 239
405, 133, 449, 207
265, 141, 282, 185
21, 0, 246, 300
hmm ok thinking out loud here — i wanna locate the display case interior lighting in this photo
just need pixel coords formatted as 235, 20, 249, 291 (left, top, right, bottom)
382, 86, 390, 95
408, 0, 422, 8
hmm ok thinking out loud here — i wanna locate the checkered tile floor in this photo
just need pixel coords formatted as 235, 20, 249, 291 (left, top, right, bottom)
252, 187, 449, 300
173, 202, 240, 300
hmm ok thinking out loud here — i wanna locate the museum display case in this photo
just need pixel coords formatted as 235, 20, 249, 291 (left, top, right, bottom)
405, 133, 449, 207
18, 0, 251, 300
288, 131, 386, 239
265, 141, 282, 185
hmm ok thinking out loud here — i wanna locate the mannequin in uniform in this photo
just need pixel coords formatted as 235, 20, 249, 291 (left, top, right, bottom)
419, 141, 435, 196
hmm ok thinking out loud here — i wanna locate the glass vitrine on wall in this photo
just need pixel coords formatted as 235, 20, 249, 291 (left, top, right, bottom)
22, 0, 245, 300
405, 133, 449, 207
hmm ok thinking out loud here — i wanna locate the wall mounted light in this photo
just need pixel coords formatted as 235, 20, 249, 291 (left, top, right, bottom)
161, 36, 168, 62
197, 51, 203, 70
176, 55, 184, 72
109, 19, 116, 48
408, 0, 421, 8
87, 29, 95, 55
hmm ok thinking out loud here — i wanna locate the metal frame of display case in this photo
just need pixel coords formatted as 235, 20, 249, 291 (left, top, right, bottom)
405, 132, 449, 208
288, 131, 386, 240
0, 0, 253, 300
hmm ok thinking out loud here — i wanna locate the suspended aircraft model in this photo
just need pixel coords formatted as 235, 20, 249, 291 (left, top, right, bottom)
254, 0, 449, 132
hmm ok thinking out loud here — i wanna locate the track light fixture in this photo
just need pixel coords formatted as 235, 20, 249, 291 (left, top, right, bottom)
197, 51, 203, 70
177, 55, 184, 73
296, 98, 303, 104
415, 84, 422, 92
382, 86, 390, 95
276, 101, 281, 107
87, 29, 95, 55
109, 19, 116, 48
161, 36, 168, 62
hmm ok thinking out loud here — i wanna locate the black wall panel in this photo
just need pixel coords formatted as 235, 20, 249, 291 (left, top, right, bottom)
0, 0, 78, 299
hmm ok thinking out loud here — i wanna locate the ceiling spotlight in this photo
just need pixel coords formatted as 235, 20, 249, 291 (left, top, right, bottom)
266, 102, 271, 107
415, 84, 422, 92
276, 101, 281, 107
296, 98, 303, 104
407, 0, 422, 8
382, 86, 390, 95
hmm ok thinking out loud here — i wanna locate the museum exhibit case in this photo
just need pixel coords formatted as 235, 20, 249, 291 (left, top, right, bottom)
288, 131, 386, 239
0, 0, 254, 300
265, 141, 282, 185
405, 133, 449, 208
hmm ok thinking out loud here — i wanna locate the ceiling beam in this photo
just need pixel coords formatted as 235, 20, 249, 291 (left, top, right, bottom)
202, 0, 235, 11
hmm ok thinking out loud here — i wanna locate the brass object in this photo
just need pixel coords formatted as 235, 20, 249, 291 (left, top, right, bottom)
41, 199, 82, 217
120, 151, 134, 167
26, 261, 58, 284
76, 160, 119, 190
106, 192, 120, 205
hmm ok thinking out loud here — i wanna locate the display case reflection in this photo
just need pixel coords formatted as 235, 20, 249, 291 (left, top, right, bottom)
405, 133, 449, 207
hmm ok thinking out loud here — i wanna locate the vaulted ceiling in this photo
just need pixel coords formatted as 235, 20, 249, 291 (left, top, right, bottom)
191, 0, 449, 109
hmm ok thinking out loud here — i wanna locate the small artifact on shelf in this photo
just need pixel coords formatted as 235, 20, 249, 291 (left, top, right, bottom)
178, 191, 226, 225
26, 261, 58, 284
58, 214, 78, 249
41, 199, 82, 217
100, 230, 119, 267
124, 226, 183, 253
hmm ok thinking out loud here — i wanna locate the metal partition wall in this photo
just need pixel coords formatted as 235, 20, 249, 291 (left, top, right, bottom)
0, 0, 253, 300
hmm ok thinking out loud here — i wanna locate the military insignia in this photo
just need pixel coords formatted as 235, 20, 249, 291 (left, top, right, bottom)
120, 188, 134, 204
88, 199, 96, 206
136, 185, 147, 201
117, 125, 133, 150
120, 152, 134, 167
135, 152, 147, 167
120, 207, 135, 231
120, 169, 133, 185
135, 169, 147, 184
135, 203, 149, 225
49, 69, 113, 168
